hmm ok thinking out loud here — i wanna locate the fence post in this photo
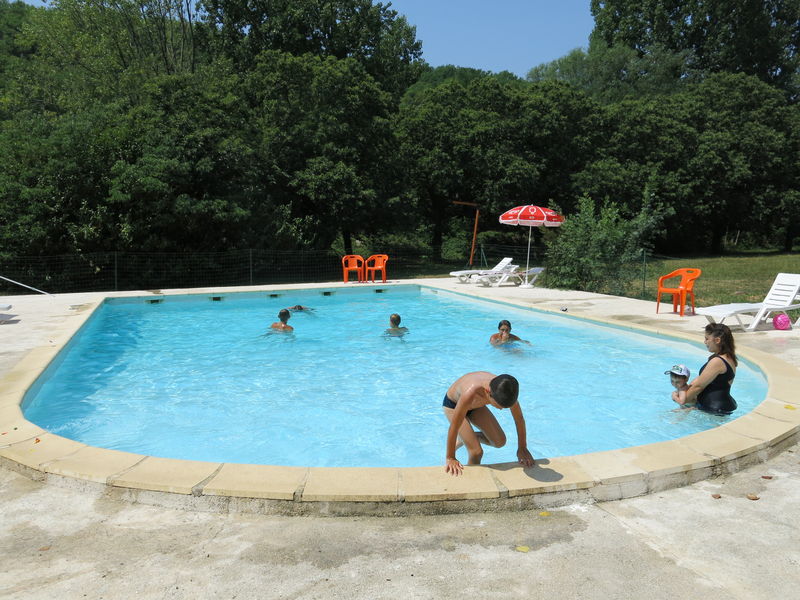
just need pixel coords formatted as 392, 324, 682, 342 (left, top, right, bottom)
641, 248, 646, 298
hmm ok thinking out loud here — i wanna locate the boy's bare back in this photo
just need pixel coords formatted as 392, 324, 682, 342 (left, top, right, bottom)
446, 371, 494, 409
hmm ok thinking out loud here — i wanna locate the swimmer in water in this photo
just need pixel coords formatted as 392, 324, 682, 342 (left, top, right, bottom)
270, 308, 294, 332
489, 320, 530, 346
384, 313, 409, 337
286, 305, 314, 312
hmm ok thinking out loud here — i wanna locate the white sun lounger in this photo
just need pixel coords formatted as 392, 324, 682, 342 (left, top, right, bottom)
696, 273, 800, 331
449, 257, 517, 283
0, 304, 13, 324
477, 267, 544, 288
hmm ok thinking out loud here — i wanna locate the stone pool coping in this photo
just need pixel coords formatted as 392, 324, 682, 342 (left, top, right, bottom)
1, 280, 799, 516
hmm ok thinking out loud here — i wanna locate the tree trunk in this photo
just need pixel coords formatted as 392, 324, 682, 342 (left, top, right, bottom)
784, 223, 798, 252
431, 219, 443, 262
710, 225, 724, 254
342, 229, 353, 255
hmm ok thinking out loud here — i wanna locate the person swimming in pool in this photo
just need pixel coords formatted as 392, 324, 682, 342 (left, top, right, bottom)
384, 313, 409, 337
489, 320, 530, 346
681, 323, 738, 415
286, 305, 314, 312
270, 308, 294, 332
442, 371, 534, 476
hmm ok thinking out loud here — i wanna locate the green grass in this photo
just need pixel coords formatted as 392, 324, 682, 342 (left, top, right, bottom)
401, 251, 800, 318
642, 253, 800, 306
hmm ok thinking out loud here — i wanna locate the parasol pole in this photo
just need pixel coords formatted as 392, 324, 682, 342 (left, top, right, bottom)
520, 225, 533, 288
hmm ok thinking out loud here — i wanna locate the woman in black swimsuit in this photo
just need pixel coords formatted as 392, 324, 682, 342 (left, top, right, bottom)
684, 323, 738, 415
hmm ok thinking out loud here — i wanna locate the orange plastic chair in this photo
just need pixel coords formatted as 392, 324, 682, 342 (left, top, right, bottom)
364, 254, 389, 283
656, 268, 702, 316
342, 254, 365, 283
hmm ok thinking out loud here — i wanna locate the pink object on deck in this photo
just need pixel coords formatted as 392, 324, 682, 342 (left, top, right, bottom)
773, 313, 791, 330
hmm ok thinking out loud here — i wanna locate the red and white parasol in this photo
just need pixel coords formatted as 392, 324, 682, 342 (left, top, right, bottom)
499, 205, 564, 287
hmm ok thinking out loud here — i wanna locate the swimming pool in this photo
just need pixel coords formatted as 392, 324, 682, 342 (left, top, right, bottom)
22, 285, 767, 468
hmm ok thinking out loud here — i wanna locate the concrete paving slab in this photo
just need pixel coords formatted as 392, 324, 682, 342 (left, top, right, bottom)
108, 456, 221, 494
43, 446, 146, 483
0, 433, 85, 469
202, 463, 308, 500
302, 467, 400, 502
488, 457, 594, 496
402, 465, 500, 501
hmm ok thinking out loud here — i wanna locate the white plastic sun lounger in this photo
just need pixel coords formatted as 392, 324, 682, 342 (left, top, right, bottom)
0, 304, 13, 324
477, 267, 544, 288
449, 257, 516, 283
696, 272, 800, 331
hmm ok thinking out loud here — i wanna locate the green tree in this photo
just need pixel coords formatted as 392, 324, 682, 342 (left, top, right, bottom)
590, 0, 800, 98
0, 64, 267, 255
397, 77, 602, 259
683, 73, 797, 253
574, 72, 796, 254
545, 195, 661, 295
199, 0, 423, 99
527, 43, 696, 103
242, 50, 396, 253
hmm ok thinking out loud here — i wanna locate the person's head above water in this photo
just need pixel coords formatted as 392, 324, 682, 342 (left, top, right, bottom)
489, 374, 519, 408
390, 313, 402, 327
497, 319, 512, 332
704, 322, 737, 365
278, 308, 291, 323
664, 364, 690, 389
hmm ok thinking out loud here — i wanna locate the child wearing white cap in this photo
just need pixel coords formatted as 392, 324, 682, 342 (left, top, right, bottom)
666, 364, 693, 408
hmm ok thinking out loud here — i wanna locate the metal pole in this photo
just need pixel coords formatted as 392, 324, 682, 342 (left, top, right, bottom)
0, 275, 53, 296
519, 226, 534, 288
453, 200, 480, 266
249, 249, 253, 286
642, 248, 646, 298
114, 252, 118, 291
468, 208, 480, 266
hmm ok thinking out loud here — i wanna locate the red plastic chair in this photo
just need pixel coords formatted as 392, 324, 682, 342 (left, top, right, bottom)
342, 255, 365, 283
364, 254, 389, 283
656, 268, 702, 316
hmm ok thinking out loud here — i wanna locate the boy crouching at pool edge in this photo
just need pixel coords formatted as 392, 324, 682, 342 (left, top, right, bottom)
442, 371, 535, 476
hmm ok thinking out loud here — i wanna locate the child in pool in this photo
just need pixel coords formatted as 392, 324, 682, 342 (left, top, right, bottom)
489, 320, 530, 346
442, 371, 534, 476
666, 364, 692, 407
286, 305, 315, 313
270, 308, 294, 332
384, 313, 409, 337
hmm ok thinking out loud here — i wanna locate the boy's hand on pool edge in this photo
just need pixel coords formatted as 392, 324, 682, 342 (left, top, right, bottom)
517, 448, 535, 468
445, 457, 463, 476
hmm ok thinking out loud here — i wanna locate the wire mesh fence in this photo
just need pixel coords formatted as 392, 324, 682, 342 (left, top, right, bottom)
0, 245, 659, 297
0, 248, 463, 295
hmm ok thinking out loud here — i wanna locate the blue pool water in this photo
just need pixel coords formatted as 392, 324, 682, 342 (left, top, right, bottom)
23, 285, 767, 468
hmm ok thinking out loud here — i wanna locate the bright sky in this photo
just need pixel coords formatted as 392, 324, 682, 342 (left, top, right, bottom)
388, 0, 595, 77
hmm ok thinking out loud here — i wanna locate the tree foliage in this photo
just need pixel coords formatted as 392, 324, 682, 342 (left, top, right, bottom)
198, 0, 423, 100
590, 0, 800, 98
544, 195, 661, 294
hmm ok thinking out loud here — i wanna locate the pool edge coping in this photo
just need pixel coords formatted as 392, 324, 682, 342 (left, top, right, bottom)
1, 280, 798, 516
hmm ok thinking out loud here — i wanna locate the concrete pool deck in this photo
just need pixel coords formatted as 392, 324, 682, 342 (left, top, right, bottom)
1, 279, 799, 516
1, 279, 799, 598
